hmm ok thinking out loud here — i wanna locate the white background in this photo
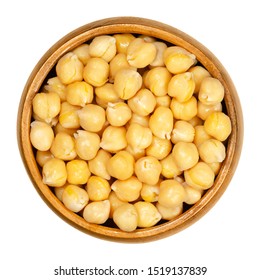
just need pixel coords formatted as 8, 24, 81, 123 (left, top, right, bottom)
1, 0, 258, 279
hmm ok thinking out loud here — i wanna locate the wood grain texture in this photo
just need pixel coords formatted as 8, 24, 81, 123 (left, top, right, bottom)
17, 17, 243, 242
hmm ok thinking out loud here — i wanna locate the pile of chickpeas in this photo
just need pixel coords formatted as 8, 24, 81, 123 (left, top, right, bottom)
30, 33, 232, 232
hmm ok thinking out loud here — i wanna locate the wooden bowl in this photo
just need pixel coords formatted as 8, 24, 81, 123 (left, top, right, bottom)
17, 17, 243, 242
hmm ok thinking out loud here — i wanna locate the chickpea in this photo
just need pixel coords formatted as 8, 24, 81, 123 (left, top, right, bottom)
135, 156, 162, 185
156, 202, 183, 220
54, 185, 66, 201
172, 142, 199, 171
83, 200, 110, 224
199, 77, 224, 105
72, 43, 90, 65
125, 145, 145, 160
30, 121, 54, 151
160, 153, 182, 179
106, 102, 132, 126
74, 130, 100, 160
146, 136, 172, 160
193, 125, 212, 147
141, 182, 160, 202
197, 101, 222, 120
108, 191, 127, 218
59, 102, 80, 129
95, 83, 121, 104
170, 96, 197, 121
150, 41, 167, 67
36, 150, 54, 167
188, 66, 211, 93
171, 120, 195, 144
184, 184, 203, 205
53, 122, 78, 136
208, 162, 222, 175
62, 185, 89, 212
86, 176, 111, 201
66, 81, 93, 107
114, 33, 135, 54
78, 104, 106, 132
128, 113, 150, 127
155, 95, 171, 108
66, 159, 91, 185
198, 138, 226, 163
44, 76, 66, 101
188, 116, 204, 127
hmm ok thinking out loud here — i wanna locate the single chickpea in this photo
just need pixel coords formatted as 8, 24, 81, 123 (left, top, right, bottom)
155, 95, 171, 108
44, 76, 66, 101
156, 202, 183, 220
171, 120, 195, 144
204, 111, 232, 141
66, 159, 91, 185
126, 123, 153, 150
125, 145, 145, 160
30, 121, 54, 151
158, 179, 186, 208
106, 151, 134, 180
78, 104, 106, 132
170, 96, 197, 121
160, 153, 182, 179
62, 185, 89, 212
126, 37, 157, 68
183, 184, 203, 205
188, 65, 211, 93
50, 132, 77, 161
111, 176, 142, 202
128, 88, 156, 116
197, 101, 222, 120
134, 201, 161, 228
114, 33, 135, 54
32, 92, 61, 124
193, 125, 212, 147
208, 162, 222, 175
83, 57, 109, 87
149, 106, 174, 139
53, 122, 78, 136
113, 203, 138, 232
108, 191, 127, 218
36, 150, 54, 167
54, 185, 66, 201
198, 138, 226, 163
184, 162, 215, 190
163, 46, 196, 74
135, 156, 162, 185
56, 52, 83, 84
72, 43, 91, 65
95, 83, 121, 104
146, 136, 172, 160
141, 182, 160, 202
114, 68, 142, 100
59, 102, 80, 129
89, 35, 116, 62
100, 126, 127, 153
128, 113, 150, 127
83, 200, 110, 224
88, 149, 112, 180
66, 81, 93, 107
198, 77, 225, 105
74, 130, 100, 160
86, 176, 111, 201
172, 142, 199, 171
168, 72, 195, 102
106, 102, 132, 126
150, 41, 167, 67
42, 158, 67, 187
144, 67, 172, 96
138, 35, 156, 42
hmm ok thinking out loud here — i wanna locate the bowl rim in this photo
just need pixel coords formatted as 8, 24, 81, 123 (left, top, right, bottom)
17, 16, 243, 242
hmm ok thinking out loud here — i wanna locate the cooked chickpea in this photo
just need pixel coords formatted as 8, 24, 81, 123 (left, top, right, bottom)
156, 203, 183, 220
160, 153, 182, 179
197, 101, 222, 120
141, 182, 160, 202
42, 158, 67, 187
83, 200, 110, 224
56, 52, 83, 84
108, 191, 127, 218
74, 130, 100, 160
188, 116, 203, 127
146, 136, 172, 160
66, 159, 91, 185
36, 150, 54, 167
199, 77, 224, 105
128, 113, 149, 127
44, 76, 66, 101
62, 185, 89, 212
208, 162, 222, 175
53, 122, 78, 136
171, 120, 195, 144
150, 41, 167, 67
106, 102, 132, 126
86, 176, 111, 201
114, 33, 135, 54
184, 184, 203, 205
72, 43, 90, 65
198, 138, 226, 163
135, 156, 162, 185
30, 121, 54, 151
193, 125, 212, 147
54, 185, 66, 201
95, 83, 121, 104
66, 81, 93, 107
125, 145, 145, 160
59, 102, 80, 129
172, 142, 199, 171
188, 66, 211, 93
170, 96, 197, 121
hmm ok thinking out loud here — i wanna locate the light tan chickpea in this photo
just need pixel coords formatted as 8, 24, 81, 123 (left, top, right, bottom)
128, 113, 150, 127
111, 176, 142, 202
54, 185, 66, 201
89, 35, 116, 62
160, 153, 182, 179
138, 35, 156, 42
83, 200, 110, 224
134, 156, 162, 185
193, 125, 212, 147
86, 176, 111, 201
146, 136, 172, 160
128, 88, 156, 116
50, 132, 77, 161
88, 149, 112, 180
199, 77, 225, 105
171, 120, 195, 144
149, 106, 174, 139
56, 52, 83, 84
134, 201, 161, 228
107, 151, 134, 180
188, 116, 203, 127
198, 138, 226, 163
158, 179, 186, 208
32, 92, 61, 124
113, 203, 138, 232
141, 181, 160, 202
197, 101, 222, 120
204, 111, 232, 142
163, 46, 196, 74
66, 159, 91, 185
108, 191, 127, 218
53, 122, 78, 136
170, 96, 197, 121
156, 202, 183, 220
59, 102, 80, 129
126, 123, 153, 150
36, 150, 54, 167
100, 126, 127, 153
78, 104, 106, 132
168, 72, 195, 102
83, 57, 109, 87
126, 37, 157, 68
208, 162, 222, 175
155, 95, 171, 108
125, 145, 145, 160
183, 183, 203, 205
144, 67, 172, 96
188, 65, 211, 93
44, 76, 66, 101
114, 33, 135, 54
30, 121, 54, 151
106, 102, 132, 126
95, 83, 121, 104
42, 158, 67, 187
172, 142, 199, 171
72, 43, 91, 65
150, 41, 167, 67
74, 130, 100, 160
62, 185, 89, 212
184, 161, 215, 190
114, 68, 142, 100
66, 81, 93, 107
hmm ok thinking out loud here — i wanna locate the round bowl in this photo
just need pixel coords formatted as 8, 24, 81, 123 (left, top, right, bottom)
17, 17, 243, 242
